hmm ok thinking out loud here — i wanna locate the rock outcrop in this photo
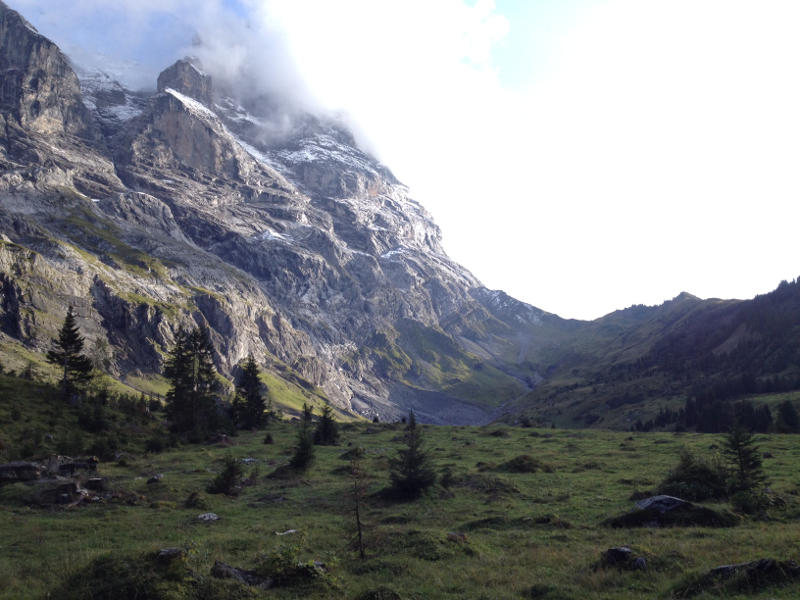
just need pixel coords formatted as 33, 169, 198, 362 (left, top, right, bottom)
0, 5, 562, 423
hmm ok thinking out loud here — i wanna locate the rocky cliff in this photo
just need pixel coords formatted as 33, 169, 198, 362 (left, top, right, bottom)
0, 1, 563, 423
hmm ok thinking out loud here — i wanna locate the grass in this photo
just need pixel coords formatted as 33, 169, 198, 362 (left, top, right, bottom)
2, 384, 800, 599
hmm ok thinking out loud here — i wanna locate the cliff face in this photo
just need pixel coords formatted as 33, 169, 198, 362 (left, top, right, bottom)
0, 2, 93, 138
0, 5, 561, 423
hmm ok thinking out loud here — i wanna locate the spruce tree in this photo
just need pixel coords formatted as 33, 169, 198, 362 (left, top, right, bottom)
46, 306, 93, 399
289, 403, 315, 471
235, 354, 267, 429
388, 410, 436, 499
164, 326, 220, 439
723, 428, 768, 493
313, 403, 339, 445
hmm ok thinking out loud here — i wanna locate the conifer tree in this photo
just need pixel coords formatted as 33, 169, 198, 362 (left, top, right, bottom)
46, 306, 93, 399
388, 410, 436, 499
235, 354, 267, 429
313, 403, 339, 445
289, 402, 315, 471
723, 428, 767, 493
164, 326, 219, 439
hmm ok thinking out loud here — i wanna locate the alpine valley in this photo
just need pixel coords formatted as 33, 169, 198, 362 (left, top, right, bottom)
1, 0, 799, 428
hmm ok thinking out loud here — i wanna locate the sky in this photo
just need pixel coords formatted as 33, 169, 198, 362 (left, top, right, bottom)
8, 0, 800, 320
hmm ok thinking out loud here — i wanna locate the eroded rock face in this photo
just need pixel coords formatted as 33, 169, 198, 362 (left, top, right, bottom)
0, 1, 95, 138
157, 58, 213, 106
0, 10, 560, 423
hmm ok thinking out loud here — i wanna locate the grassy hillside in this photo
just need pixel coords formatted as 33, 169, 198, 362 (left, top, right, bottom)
2, 385, 800, 599
509, 280, 800, 429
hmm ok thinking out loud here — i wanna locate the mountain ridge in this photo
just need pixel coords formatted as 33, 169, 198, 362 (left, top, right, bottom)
2, 0, 798, 429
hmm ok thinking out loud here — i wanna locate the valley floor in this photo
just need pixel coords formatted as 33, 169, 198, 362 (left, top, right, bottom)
2, 423, 800, 599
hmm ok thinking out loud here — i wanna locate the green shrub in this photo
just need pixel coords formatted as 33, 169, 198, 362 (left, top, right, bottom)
207, 456, 243, 496
657, 449, 728, 501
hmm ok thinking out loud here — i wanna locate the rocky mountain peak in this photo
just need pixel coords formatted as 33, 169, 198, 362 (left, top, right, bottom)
156, 58, 213, 107
0, 1, 95, 139
0, 6, 559, 424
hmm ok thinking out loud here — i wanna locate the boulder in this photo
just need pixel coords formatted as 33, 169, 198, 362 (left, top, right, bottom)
597, 546, 647, 571
197, 512, 219, 521
634, 495, 690, 513
211, 560, 272, 588
0, 461, 42, 483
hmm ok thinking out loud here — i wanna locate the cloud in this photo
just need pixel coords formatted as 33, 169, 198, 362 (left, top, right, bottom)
9, 0, 800, 318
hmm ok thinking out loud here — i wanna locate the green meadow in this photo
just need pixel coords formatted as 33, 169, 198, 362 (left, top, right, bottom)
1, 376, 800, 599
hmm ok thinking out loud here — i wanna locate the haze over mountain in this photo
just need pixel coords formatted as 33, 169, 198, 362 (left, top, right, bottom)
1, 1, 798, 429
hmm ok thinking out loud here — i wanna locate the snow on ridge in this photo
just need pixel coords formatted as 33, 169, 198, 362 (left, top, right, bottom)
380, 248, 405, 260
164, 88, 216, 119
234, 137, 280, 169
256, 228, 293, 243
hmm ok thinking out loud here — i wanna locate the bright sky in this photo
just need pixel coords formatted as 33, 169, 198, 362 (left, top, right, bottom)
9, 0, 800, 320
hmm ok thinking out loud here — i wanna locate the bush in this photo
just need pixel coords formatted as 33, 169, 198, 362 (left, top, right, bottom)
207, 456, 243, 496
145, 436, 166, 453
86, 434, 120, 461
731, 489, 771, 515
657, 449, 729, 501
255, 538, 331, 589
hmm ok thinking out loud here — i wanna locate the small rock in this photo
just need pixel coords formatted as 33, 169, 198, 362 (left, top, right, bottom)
156, 548, 185, 563
197, 512, 219, 521
602, 546, 633, 566
242, 457, 258, 464
447, 531, 468, 543
147, 474, 163, 484
631, 557, 647, 571
275, 529, 297, 536
211, 560, 272, 588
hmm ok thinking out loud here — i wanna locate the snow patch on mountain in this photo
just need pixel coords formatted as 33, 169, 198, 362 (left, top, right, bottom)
164, 88, 216, 119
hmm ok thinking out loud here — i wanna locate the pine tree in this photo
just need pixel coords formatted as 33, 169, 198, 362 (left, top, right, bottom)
289, 403, 315, 471
235, 354, 267, 429
164, 326, 220, 439
723, 428, 768, 493
388, 411, 436, 499
46, 306, 93, 399
313, 403, 339, 445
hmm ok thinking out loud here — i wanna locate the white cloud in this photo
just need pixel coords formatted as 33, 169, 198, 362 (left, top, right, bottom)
9, 0, 800, 318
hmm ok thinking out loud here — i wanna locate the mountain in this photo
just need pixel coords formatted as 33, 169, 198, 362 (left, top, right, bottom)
0, 1, 567, 424
2, 2, 798, 429
504, 282, 800, 429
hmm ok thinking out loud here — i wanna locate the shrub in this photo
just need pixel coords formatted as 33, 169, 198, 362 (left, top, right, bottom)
207, 456, 243, 496
657, 449, 728, 501
730, 489, 771, 515
145, 436, 166, 453
86, 434, 120, 461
